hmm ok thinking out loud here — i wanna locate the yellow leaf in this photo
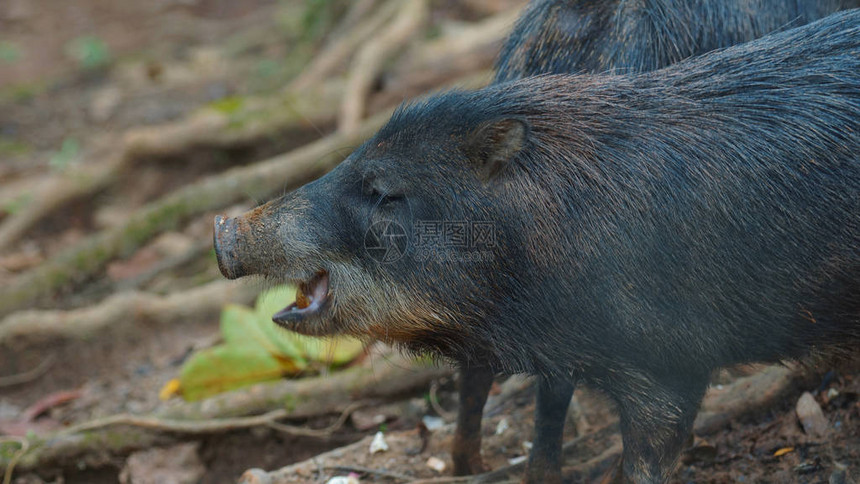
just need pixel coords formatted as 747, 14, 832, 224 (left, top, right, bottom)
159, 378, 182, 401
773, 447, 794, 457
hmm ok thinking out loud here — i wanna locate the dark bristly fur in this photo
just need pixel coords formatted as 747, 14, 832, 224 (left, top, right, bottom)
460, 0, 860, 480
495, 0, 860, 82
376, 12, 859, 377
215, 10, 860, 484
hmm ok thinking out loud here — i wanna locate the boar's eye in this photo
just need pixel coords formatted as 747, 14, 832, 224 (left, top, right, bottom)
362, 178, 404, 206
370, 188, 405, 207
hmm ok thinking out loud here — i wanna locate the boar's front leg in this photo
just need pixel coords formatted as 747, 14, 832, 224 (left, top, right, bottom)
524, 377, 575, 484
608, 370, 709, 484
452, 365, 495, 475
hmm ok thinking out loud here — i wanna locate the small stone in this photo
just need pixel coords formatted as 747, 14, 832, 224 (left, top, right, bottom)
796, 392, 828, 437
369, 431, 389, 454
421, 415, 445, 431
326, 476, 360, 484
426, 456, 446, 473
238, 468, 272, 484
495, 417, 509, 435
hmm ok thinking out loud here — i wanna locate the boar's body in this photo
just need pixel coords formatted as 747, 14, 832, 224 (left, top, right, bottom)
495, 0, 860, 82
215, 11, 860, 484
465, 0, 860, 480
360, 17, 860, 379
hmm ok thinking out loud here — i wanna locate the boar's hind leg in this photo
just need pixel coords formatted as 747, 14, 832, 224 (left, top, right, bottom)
452, 366, 494, 475
610, 372, 708, 484
524, 377, 576, 484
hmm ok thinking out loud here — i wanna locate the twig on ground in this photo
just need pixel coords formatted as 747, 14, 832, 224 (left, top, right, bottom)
266, 401, 366, 437
0, 354, 55, 388
60, 401, 364, 438
428, 380, 457, 422
58, 409, 290, 436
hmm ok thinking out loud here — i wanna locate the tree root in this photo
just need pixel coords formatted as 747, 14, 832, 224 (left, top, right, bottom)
694, 364, 796, 435
157, 352, 451, 421
289, 0, 401, 92
59, 401, 363, 439
0, 279, 257, 346
0, 106, 391, 318
0, 87, 341, 255
0, 355, 452, 474
338, 0, 429, 136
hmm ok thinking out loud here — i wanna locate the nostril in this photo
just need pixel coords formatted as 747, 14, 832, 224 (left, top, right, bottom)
213, 215, 243, 279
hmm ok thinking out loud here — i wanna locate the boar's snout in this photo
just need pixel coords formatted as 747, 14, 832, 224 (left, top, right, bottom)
214, 215, 247, 280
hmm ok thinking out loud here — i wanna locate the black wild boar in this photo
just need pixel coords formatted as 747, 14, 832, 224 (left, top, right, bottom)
495, 0, 860, 83
215, 10, 860, 484
459, 0, 860, 478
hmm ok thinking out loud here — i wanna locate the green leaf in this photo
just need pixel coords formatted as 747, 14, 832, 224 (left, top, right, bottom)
171, 284, 366, 402
255, 285, 364, 365
220, 304, 306, 370
296, 335, 365, 366
255, 284, 296, 319
178, 345, 284, 401
253, 285, 309, 357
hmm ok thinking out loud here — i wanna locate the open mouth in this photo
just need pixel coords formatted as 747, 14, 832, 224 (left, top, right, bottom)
273, 270, 330, 324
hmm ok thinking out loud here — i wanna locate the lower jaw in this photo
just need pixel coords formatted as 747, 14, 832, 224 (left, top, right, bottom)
273, 314, 339, 337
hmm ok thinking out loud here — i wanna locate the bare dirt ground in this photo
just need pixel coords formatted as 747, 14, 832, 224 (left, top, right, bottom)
0, 1, 857, 483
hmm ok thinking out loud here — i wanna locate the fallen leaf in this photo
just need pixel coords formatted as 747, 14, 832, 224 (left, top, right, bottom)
22, 389, 82, 421
774, 447, 795, 457
178, 345, 283, 401
159, 378, 181, 401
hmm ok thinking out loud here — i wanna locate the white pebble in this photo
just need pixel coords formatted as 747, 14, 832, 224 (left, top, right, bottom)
369, 431, 389, 454
426, 456, 447, 473
326, 476, 360, 484
422, 415, 445, 430
495, 417, 509, 435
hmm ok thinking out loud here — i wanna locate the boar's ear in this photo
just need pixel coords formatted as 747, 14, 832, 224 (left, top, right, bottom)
465, 118, 528, 181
